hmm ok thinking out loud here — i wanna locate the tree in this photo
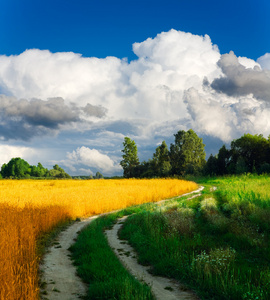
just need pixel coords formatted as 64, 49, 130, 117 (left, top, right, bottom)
170, 129, 206, 176
1, 158, 31, 178
229, 134, 269, 173
150, 141, 171, 177
95, 172, 104, 179
49, 164, 71, 178
120, 137, 140, 178
216, 145, 230, 175
204, 154, 218, 176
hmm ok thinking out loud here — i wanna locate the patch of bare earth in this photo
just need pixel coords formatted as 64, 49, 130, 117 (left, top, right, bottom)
39, 216, 97, 300
106, 217, 200, 300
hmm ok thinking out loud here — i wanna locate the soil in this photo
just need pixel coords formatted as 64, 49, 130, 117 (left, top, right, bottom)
39, 187, 203, 300
39, 216, 98, 300
105, 216, 200, 300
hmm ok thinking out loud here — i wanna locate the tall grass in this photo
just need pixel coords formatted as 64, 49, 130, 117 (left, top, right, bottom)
120, 175, 270, 299
0, 179, 197, 300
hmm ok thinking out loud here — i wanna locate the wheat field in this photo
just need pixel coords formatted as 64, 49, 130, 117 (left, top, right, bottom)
0, 178, 197, 300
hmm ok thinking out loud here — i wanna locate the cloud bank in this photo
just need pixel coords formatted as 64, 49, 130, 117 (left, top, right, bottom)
0, 29, 269, 174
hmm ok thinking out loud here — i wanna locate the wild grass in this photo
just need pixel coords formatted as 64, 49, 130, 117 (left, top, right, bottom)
0, 178, 197, 299
69, 207, 155, 300
120, 174, 270, 299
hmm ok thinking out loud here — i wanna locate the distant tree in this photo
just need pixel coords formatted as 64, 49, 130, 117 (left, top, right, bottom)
150, 141, 171, 177
229, 134, 269, 173
170, 129, 206, 176
235, 156, 248, 174
1, 157, 31, 178
95, 172, 104, 179
204, 154, 218, 176
49, 164, 71, 178
216, 145, 230, 175
31, 162, 49, 177
120, 137, 140, 178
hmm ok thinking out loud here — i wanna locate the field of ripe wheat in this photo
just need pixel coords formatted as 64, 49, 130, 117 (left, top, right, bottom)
0, 178, 197, 300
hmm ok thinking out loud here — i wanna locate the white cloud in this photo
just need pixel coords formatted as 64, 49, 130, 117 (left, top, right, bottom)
257, 53, 270, 70
65, 146, 121, 175
0, 29, 270, 173
0, 145, 37, 167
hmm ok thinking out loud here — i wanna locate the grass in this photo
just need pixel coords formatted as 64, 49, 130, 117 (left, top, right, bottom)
119, 174, 270, 300
69, 204, 157, 300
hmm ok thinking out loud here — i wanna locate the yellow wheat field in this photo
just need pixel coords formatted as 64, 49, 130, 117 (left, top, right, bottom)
0, 178, 197, 300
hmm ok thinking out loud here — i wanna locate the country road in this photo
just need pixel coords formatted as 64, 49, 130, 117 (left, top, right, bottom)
39, 187, 204, 300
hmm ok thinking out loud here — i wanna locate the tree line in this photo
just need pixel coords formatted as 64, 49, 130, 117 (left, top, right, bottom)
120, 129, 206, 178
204, 133, 270, 176
120, 130, 270, 178
0, 157, 71, 179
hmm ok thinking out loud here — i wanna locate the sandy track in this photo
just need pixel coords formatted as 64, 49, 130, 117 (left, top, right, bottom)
39, 186, 203, 299
106, 217, 200, 300
39, 216, 97, 300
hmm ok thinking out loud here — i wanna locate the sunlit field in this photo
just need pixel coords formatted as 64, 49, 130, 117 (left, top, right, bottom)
0, 178, 197, 300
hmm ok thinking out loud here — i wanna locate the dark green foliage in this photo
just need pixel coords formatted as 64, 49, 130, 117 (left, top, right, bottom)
150, 141, 171, 177
205, 134, 270, 176
120, 129, 206, 178
95, 171, 103, 179
216, 145, 230, 175
203, 154, 218, 176
120, 137, 140, 178
0, 158, 70, 179
170, 129, 206, 176
1, 157, 31, 178
230, 134, 269, 173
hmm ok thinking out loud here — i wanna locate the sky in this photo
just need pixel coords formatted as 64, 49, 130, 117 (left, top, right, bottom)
0, 0, 270, 176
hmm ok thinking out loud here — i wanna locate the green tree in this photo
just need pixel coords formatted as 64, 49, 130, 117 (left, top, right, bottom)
49, 164, 71, 178
120, 137, 140, 178
204, 154, 218, 176
170, 129, 206, 176
95, 172, 104, 179
230, 134, 269, 173
216, 145, 230, 175
151, 141, 171, 177
1, 158, 31, 178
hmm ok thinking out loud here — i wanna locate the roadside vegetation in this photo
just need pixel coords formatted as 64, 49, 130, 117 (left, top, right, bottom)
69, 206, 156, 300
119, 174, 270, 299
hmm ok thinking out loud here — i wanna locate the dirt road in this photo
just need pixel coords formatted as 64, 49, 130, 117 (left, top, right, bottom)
39, 187, 203, 299
39, 216, 97, 300
106, 217, 200, 300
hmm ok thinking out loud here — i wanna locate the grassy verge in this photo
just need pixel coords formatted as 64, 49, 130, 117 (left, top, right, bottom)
119, 174, 270, 300
69, 204, 156, 300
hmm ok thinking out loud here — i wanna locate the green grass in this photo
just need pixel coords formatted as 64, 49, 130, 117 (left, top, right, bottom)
69, 204, 155, 300
119, 174, 270, 300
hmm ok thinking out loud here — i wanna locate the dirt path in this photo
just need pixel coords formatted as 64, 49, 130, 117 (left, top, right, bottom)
105, 217, 199, 300
39, 187, 203, 300
39, 216, 98, 300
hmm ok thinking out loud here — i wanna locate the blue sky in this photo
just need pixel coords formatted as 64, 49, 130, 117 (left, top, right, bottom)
1, 0, 269, 60
0, 0, 270, 176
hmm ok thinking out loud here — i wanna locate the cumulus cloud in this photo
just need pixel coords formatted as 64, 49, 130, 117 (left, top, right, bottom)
0, 145, 37, 166
257, 53, 270, 70
211, 51, 270, 101
0, 29, 270, 173
0, 95, 109, 139
65, 146, 121, 175
82, 103, 107, 118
